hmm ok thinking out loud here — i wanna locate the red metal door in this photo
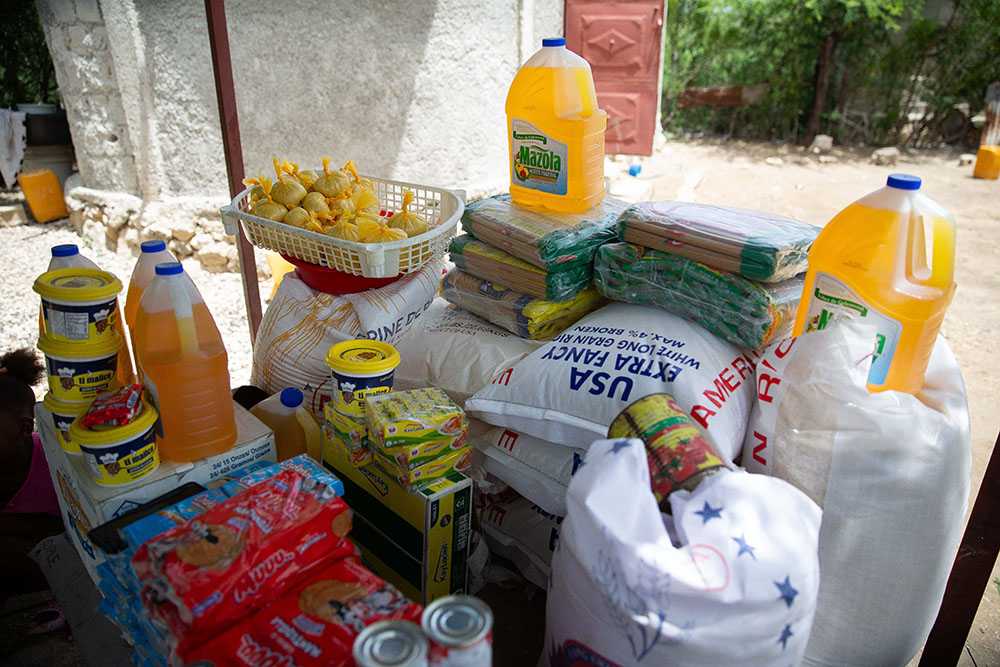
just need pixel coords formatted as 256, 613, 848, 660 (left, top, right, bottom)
565, 0, 664, 156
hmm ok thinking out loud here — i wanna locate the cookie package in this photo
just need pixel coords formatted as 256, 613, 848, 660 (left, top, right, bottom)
131, 468, 355, 655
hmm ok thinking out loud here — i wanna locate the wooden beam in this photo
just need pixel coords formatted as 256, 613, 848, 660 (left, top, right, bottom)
204, 0, 263, 345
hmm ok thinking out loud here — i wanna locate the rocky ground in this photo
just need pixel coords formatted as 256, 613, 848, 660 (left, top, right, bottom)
1, 137, 997, 665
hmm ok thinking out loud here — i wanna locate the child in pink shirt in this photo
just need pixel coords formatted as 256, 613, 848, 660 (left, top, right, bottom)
0, 348, 64, 629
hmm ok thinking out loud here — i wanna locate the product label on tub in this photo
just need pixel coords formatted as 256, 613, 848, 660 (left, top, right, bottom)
80, 428, 158, 487
42, 297, 119, 341
45, 354, 118, 401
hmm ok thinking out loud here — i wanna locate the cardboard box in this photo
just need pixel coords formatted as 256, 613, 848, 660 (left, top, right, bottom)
36, 400, 275, 583
322, 435, 471, 605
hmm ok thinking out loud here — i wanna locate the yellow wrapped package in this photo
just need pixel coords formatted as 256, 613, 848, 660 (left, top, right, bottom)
441, 267, 605, 340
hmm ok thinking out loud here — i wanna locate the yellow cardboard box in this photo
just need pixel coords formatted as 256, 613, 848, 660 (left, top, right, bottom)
322, 434, 471, 605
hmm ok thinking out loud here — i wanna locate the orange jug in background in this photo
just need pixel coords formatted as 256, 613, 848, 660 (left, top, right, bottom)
793, 174, 956, 394
133, 262, 237, 461
506, 37, 606, 214
125, 240, 177, 331
250, 387, 321, 462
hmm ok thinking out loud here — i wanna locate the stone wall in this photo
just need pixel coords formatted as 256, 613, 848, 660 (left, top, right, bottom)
35, 0, 563, 275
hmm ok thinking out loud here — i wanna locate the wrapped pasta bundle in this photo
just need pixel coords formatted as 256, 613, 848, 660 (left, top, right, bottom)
616, 200, 820, 282
270, 157, 307, 208
462, 194, 627, 271
313, 156, 351, 198
441, 267, 605, 340
358, 218, 407, 243
594, 242, 803, 350
449, 234, 591, 301
249, 176, 287, 221
386, 189, 428, 237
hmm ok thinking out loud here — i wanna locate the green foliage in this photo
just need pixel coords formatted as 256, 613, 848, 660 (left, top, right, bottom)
663, 0, 999, 147
0, 0, 58, 109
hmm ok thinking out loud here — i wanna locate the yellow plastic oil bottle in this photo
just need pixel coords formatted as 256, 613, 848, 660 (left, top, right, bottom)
506, 37, 606, 213
793, 174, 956, 394
250, 387, 322, 462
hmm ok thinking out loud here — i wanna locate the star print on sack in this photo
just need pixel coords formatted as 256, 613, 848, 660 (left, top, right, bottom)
608, 439, 632, 455
775, 576, 798, 608
732, 534, 756, 559
778, 624, 793, 650
694, 501, 723, 523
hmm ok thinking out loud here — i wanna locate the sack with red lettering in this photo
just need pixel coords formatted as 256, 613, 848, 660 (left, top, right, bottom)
472, 426, 584, 516
474, 488, 563, 590
465, 302, 755, 462
182, 557, 422, 666
740, 322, 971, 667
394, 298, 543, 407
132, 469, 355, 654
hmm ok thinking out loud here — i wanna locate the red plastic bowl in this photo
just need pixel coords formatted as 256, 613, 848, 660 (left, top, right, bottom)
281, 254, 401, 294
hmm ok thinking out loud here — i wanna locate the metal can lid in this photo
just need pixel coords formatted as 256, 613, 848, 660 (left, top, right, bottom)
353, 620, 428, 666
421, 595, 493, 647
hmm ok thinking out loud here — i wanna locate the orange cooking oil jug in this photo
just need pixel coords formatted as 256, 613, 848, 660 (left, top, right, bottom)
506, 37, 606, 214
793, 174, 956, 394
133, 262, 236, 461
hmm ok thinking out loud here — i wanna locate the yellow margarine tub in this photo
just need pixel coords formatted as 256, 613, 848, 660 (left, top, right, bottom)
38, 332, 124, 402
70, 400, 159, 487
34, 268, 123, 345
325, 340, 401, 417
41, 392, 90, 455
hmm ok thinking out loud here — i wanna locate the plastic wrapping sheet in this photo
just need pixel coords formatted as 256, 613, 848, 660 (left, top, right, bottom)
461, 194, 628, 271
441, 267, 605, 340
595, 242, 803, 350
449, 234, 592, 301
616, 200, 820, 282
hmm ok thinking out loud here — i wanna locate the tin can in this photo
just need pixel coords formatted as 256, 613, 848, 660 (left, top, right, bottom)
421, 595, 493, 666
353, 619, 429, 667
608, 393, 725, 506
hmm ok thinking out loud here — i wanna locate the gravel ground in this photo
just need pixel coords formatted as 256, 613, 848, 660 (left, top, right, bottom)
0, 216, 272, 397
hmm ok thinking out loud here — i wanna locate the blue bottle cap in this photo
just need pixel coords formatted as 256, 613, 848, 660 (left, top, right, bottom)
542, 37, 566, 47
280, 387, 304, 408
154, 262, 184, 276
887, 174, 921, 190
51, 244, 79, 257
141, 240, 167, 253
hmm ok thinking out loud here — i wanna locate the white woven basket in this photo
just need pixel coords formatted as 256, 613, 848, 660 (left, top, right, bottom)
220, 174, 464, 278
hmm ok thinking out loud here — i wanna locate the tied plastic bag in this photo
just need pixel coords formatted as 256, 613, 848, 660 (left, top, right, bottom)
251, 261, 441, 420
741, 322, 971, 666
544, 438, 821, 666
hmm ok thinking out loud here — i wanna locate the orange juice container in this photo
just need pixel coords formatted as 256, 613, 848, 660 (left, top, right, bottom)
506, 37, 606, 214
793, 174, 956, 394
250, 387, 322, 462
124, 240, 177, 330
133, 262, 237, 461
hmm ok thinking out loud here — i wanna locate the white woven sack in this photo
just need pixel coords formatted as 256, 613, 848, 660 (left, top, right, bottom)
475, 488, 562, 591
741, 322, 971, 666
465, 302, 755, 462
250, 261, 442, 419
393, 298, 543, 407
544, 438, 822, 666
472, 426, 583, 516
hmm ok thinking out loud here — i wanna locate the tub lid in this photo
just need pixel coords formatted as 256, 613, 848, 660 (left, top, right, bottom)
70, 400, 158, 446
326, 340, 401, 375
34, 268, 122, 302
42, 391, 91, 415
37, 331, 124, 358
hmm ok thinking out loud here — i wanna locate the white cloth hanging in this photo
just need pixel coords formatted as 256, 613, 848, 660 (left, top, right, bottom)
0, 109, 27, 188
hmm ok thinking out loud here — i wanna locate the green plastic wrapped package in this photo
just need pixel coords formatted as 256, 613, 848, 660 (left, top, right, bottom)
449, 235, 592, 302
462, 194, 628, 271
616, 200, 820, 282
594, 242, 803, 350
441, 267, 605, 340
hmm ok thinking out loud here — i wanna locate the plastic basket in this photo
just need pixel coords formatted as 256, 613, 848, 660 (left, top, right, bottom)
220, 174, 464, 278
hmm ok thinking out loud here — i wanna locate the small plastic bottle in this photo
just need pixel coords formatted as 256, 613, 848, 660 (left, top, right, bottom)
250, 387, 322, 462
506, 37, 606, 213
793, 174, 956, 394
133, 262, 237, 462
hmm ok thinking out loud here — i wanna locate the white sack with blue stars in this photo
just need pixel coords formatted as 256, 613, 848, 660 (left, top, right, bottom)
543, 438, 822, 666
741, 321, 971, 666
